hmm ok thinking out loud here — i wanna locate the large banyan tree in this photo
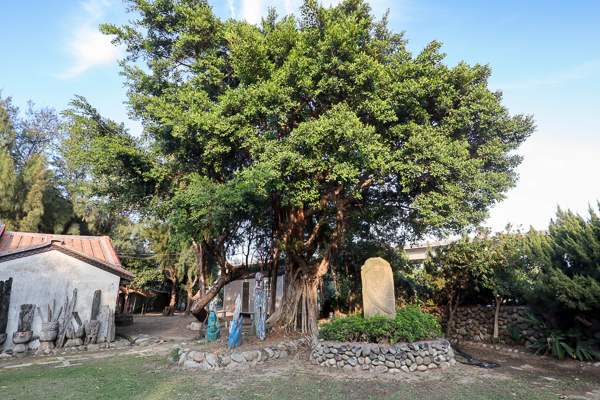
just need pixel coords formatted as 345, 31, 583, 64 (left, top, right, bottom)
63, 0, 534, 337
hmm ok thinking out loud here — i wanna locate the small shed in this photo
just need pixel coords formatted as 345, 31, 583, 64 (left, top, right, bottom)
223, 269, 285, 317
0, 222, 135, 350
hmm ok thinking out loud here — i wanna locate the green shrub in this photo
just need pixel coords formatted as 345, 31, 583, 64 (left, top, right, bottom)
169, 348, 180, 363
523, 314, 600, 361
319, 306, 443, 343
506, 324, 527, 344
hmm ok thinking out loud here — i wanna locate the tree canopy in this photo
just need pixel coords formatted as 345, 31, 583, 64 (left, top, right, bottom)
526, 205, 600, 320
62, 0, 535, 334
426, 226, 531, 337
0, 92, 77, 233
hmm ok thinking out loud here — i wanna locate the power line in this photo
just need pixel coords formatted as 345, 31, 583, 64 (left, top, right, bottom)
117, 255, 181, 261
116, 252, 182, 256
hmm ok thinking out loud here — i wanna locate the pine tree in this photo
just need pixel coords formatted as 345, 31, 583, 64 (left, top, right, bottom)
0, 92, 77, 233
526, 205, 600, 320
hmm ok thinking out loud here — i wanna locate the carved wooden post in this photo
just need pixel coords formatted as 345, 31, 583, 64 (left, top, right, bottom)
56, 289, 77, 348
13, 304, 35, 353
97, 305, 110, 343
90, 290, 101, 320
0, 277, 12, 345
84, 320, 100, 345
18, 304, 35, 332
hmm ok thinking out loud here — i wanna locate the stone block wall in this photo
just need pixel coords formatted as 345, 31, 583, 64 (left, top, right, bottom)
310, 340, 456, 374
427, 305, 600, 347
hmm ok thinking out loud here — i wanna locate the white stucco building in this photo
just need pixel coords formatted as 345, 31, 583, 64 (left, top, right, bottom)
223, 269, 285, 317
0, 222, 134, 350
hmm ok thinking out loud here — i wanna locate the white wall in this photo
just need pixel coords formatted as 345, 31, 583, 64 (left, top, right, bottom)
223, 274, 285, 316
0, 250, 120, 350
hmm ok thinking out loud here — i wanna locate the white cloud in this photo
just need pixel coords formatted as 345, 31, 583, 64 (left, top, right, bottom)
284, 0, 294, 16
58, 0, 122, 79
228, 0, 237, 18
491, 61, 600, 90
240, 0, 265, 24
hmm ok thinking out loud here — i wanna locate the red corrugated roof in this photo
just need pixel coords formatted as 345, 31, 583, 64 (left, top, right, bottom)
0, 223, 134, 281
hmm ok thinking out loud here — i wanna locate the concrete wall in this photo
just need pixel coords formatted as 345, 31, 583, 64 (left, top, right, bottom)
223, 274, 285, 316
0, 250, 120, 350
404, 239, 453, 262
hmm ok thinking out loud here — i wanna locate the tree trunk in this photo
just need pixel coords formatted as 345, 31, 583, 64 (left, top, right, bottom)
266, 264, 320, 338
168, 276, 177, 316
269, 247, 280, 315
185, 297, 193, 316
185, 241, 206, 317
122, 292, 129, 314
196, 243, 206, 298
493, 294, 502, 339
184, 274, 198, 317
445, 288, 461, 338
190, 268, 243, 322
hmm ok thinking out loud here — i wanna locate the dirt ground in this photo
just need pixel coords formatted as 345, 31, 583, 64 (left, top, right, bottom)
2, 330, 600, 399
103, 313, 600, 399
116, 312, 202, 342
116, 312, 304, 355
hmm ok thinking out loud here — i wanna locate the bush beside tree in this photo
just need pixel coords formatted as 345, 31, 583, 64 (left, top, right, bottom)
319, 306, 442, 343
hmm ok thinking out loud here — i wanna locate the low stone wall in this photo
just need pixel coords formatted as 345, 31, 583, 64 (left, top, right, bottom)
429, 305, 600, 347
176, 338, 308, 370
426, 305, 539, 344
310, 340, 456, 373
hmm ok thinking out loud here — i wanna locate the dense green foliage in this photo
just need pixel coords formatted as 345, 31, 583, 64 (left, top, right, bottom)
425, 226, 533, 337
61, 0, 534, 329
525, 206, 600, 320
523, 314, 600, 361
0, 92, 192, 303
319, 306, 442, 343
468, 226, 531, 303
0, 93, 76, 233
426, 226, 531, 305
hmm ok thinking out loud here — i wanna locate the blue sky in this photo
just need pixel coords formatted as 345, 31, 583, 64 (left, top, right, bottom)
2, 0, 599, 234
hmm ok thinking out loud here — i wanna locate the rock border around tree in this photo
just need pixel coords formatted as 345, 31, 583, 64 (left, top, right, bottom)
175, 338, 308, 371
311, 340, 456, 374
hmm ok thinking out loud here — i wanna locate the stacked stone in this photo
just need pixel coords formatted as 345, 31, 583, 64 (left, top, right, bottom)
310, 340, 456, 374
177, 338, 307, 370
437, 305, 545, 345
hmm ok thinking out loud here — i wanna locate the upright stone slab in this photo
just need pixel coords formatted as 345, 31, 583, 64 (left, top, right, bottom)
361, 257, 396, 318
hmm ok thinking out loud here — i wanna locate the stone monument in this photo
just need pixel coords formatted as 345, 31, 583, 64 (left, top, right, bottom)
361, 257, 396, 318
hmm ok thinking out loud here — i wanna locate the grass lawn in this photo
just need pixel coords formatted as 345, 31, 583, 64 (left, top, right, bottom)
1, 346, 599, 400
